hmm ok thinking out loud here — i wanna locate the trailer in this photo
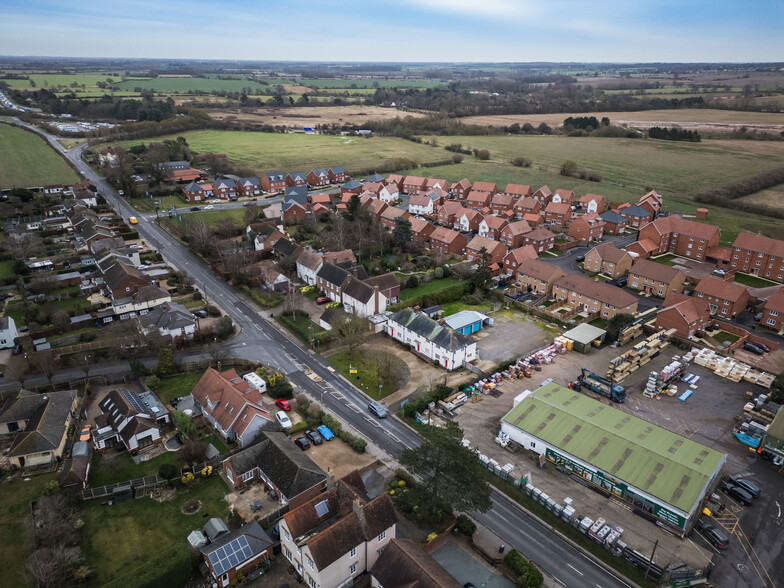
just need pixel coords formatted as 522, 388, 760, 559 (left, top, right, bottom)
576, 369, 626, 403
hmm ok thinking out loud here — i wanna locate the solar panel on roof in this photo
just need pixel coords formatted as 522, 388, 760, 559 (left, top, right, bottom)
120, 388, 148, 413
314, 500, 329, 517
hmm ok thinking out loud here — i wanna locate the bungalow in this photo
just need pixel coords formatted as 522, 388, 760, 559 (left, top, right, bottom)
584, 243, 632, 278
655, 292, 711, 338
410, 217, 435, 244
429, 227, 467, 257
408, 194, 435, 216
192, 368, 274, 447
567, 212, 605, 243
403, 176, 427, 195
455, 209, 483, 233
500, 220, 532, 249
316, 262, 350, 302
466, 190, 491, 212
523, 227, 556, 253
639, 190, 663, 216
553, 189, 575, 205
328, 166, 346, 183
307, 169, 330, 187
296, 249, 324, 286
342, 276, 387, 317
694, 276, 751, 318
543, 201, 572, 226
490, 193, 516, 215
504, 184, 532, 200
261, 171, 286, 194
502, 245, 538, 278
386, 174, 404, 191
579, 193, 607, 214
365, 273, 401, 305
91, 387, 167, 452
378, 184, 399, 204
532, 185, 553, 206
628, 258, 686, 298
286, 172, 308, 187
761, 287, 784, 332
236, 177, 262, 197
478, 215, 508, 240
201, 521, 273, 588
599, 210, 629, 235
379, 206, 410, 230
386, 308, 476, 370
450, 178, 472, 199
514, 197, 541, 218
552, 274, 639, 318
515, 259, 565, 295
471, 181, 498, 195
731, 233, 784, 282
619, 205, 653, 228
140, 302, 198, 339
437, 202, 465, 226
214, 178, 237, 199
466, 235, 507, 266
632, 215, 721, 261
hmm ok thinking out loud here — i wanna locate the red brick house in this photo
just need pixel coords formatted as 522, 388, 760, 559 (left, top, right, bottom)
429, 227, 467, 257
619, 205, 654, 229
307, 169, 330, 187
655, 292, 710, 338
213, 179, 237, 199
466, 235, 507, 266
285, 172, 307, 187
532, 185, 553, 206
310, 193, 332, 207
236, 177, 262, 197
261, 171, 286, 193
455, 209, 483, 233
328, 166, 346, 183
361, 181, 384, 196
514, 197, 540, 218
504, 184, 532, 200
478, 215, 508, 240
410, 217, 436, 244
102, 263, 150, 300
761, 287, 784, 331
379, 206, 410, 230
365, 273, 402, 305
502, 245, 538, 278
437, 202, 464, 226
544, 202, 572, 226
471, 181, 497, 194
386, 174, 404, 190
365, 198, 388, 219
466, 190, 491, 212
628, 258, 686, 298
731, 233, 784, 282
630, 215, 721, 261
694, 276, 751, 318
523, 227, 556, 253
579, 193, 607, 214
403, 176, 427, 195
516, 259, 565, 296
522, 213, 543, 227
490, 193, 516, 215
450, 178, 472, 199
568, 212, 605, 243
599, 211, 628, 235
500, 220, 533, 249
553, 189, 575, 205
426, 178, 449, 192
282, 201, 309, 222
183, 182, 211, 202
639, 190, 663, 216
551, 274, 639, 319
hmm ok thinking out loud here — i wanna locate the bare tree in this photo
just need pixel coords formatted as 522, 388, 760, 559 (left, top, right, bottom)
186, 216, 214, 256
3, 230, 43, 259
243, 202, 260, 226
283, 286, 304, 320
33, 349, 59, 391
207, 343, 229, 367
33, 494, 79, 548
336, 315, 368, 358
5, 355, 31, 389
25, 545, 84, 588
178, 439, 209, 466
51, 310, 70, 328
72, 353, 92, 384
216, 217, 239, 238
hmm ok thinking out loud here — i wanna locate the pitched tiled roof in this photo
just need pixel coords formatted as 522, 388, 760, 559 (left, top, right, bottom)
342, 276, 374, 304
329, 166, 345, 174
467, 234, 503, 254
580, 193, 606, 205
191, 369, 270, 434
516, 258, 563, 282
630, 258, 684, 284
317, 262, 350, 287
409, 217, 435, 235
371, 539, 462, 588
554, 274, 639, 308
620, 205, 652, 218
429, 226, 464, 244
533, 185, 552, 198
645, 215, 720, 241
733, 233, 784, 258
695, 276, 749, 302
505, 184, 532, 197
466, 190, 490, 204
516, 197, 539, 210
764, 287, 784, 313
323, 249, 356, 264
134, 285, 170, 303
381, 207, 407, 221
297, 249, 324, 272
481, 216, 508, 230
472, 181, 497, 193
2, 389, 76, 458
525, 227, 556, 241
451, 178, 471, 191
364, 272, 400, 293
661, 292, 710, 324
600, 211, 626, 224
409, 194, 432, 207
403, 175, 426, 185
390, 308, 473, 351
438, 201, 463, 216
545, 202, 571, 215
505, 220, 532, 236
505, 245, 538, 265
201, 521, 272, 571
590, 243, 630, 264
491, 193, 514, 207
555, 189, 574, 200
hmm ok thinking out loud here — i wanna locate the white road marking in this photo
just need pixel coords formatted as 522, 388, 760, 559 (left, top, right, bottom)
776, 500, 781, 521
568, 564, 583, 576
385, 431, 400, 442
364, 416, 380, 428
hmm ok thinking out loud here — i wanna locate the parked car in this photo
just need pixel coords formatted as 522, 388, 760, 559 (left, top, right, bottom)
713, 269, 727, 276
275, 399, 291, 411
305, 429, 324, 445
136, 265, 148, 271
193, 309, 208, 318
129, 244, 144, 250
696, 520, 730, 549
203, 205, 214, 210
0, 293, 14, 301
752, 340, 771, 353
723, 483, 753, 506
79, 425, 91, 442
611, 276, 628, 288
315, 296, 330, 304
190, 206, 200, 211
743, 342, 764, 355
317, 425, 335, 441
294, 437, 310, 451
368, 401, 387, 418
275, 410, 292, 430
727, 475, 761, 498
575, 255, 585, 262
754, 312, 763, 321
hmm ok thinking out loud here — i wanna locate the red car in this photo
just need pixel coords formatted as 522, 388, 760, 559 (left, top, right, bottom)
275, 399, 291, 411
315, 296, 330, 305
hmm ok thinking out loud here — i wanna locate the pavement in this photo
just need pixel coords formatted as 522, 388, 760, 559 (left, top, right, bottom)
431, 540, 514, 588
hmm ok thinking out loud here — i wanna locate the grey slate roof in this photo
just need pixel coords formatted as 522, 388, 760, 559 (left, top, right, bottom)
214, 178, 237, 189
621, 205, 651, 218
600, 210, 627, 224
284, 186, 309, 203
272, 237, 300, 257
366, 173, 384, 182
389, 308, 473, 352
311, 169, 328, 177
329, 166, 345, 174
140, 302, 195, 333
201, 520, 272, 575
317, 262, 349, 288
238, 176, 260, 187
264, 171, 285, 182
342, 276, 374, 304
184, 182, 203, 192
341, 180, 362, 190
1, 389, 77, 458
287, 172, 307, 181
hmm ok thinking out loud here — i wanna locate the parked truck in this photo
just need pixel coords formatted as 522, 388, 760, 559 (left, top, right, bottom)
571, 369, 626, 403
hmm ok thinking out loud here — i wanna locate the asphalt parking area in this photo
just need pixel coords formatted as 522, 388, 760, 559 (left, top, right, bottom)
472, 312, 554, 365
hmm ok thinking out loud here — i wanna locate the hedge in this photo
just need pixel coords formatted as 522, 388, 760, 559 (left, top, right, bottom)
504, 549, 544, 588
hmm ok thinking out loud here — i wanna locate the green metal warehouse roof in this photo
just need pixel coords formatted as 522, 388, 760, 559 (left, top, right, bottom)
503, 382, 725, 512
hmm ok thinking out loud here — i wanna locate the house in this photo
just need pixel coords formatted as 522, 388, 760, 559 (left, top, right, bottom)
450, 178, 472, 199
308, 169, 330, 187
408, 194, 436, 216
248, 259, 291, 292
316, 263, 350, 302
191, 368, 274, 447
201, 521, 273, 588
466, 235, 507, 267
386, 174, 404, 191
584, 243, 633, 278
499, 220, 532, 249
286, 172, 308, 187
429, 227, 467, 257
410, 217, 436, 244
694, 277, 751, 318
504, 184, 532, 200
366, 173, 385, 183
731, 233, 784, 282
553, 189, 575, 205
379, 206, 410, 230
552, 274, 639, 318
627, 259, 685, 298
444, 310, 491, 335
568, 212, 605, 243
618, 205, 653, 228
532, 185, 553, 206
222, 431, 326, 506
656, 292, 711, 338
323, 249, 357, 265
524, 227, 556, 253
579, 193, 607, 214
403, 176, 427, 195
437, 202, 464, 226
761, 287, 784, 332
0, 389, 78, 469
365, 273, 401, 304
253, 227, 286, 252
282, 200, 310, 222
544, 202, 572, 226
478, 215, 508, 240
328, 166, 346, 183
471, 181, 497, 195
92, 388, 168, 452
490, 193, 515, 215
502, 245, 538, 278
514, 197, 540, 218
522, 213, 543, 228
273, 237, 304, 261
631, 215, 721, 261
183, 182, 209, 202
0, 316, 19, 349
236, 177, 262, 197
262, 171, 286, 193
279, 473, 397, 588
342, 277, 388, 317
102, 263, 150, 300
455, 209, 483, 233
466, 190, 491, 212
98, 147, 119, 166
214, 178, 237, 199
371, 538, 462, 588
378, 184, 399, 204
426, 178, 449, 192
110, 285, 172, 318
639, 190, 663, 216
365, 198, 388, 219
599, 210, 629, 235
386, 308, 476, 370
515, 259, 565, 295
309, 193, 332, 208
296, 249, 324, 286
139, 302, 198, 339
340, 179, 363, 194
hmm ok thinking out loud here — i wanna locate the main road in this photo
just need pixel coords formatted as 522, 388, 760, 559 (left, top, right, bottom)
13, 119, 634, 588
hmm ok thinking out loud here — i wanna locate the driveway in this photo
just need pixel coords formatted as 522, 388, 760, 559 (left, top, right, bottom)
431, 540, 514, 588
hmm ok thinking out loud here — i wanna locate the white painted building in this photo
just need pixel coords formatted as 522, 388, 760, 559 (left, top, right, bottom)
386, 308, 477, 370
378, 185, 399, 204
296, 249, 324, 286
0, 316, 18, 349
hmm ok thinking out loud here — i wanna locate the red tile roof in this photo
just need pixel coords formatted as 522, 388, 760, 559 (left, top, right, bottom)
694, 276, 749, 302
516, 258, 563, 282
504, 245, 538, 265
590, 243, 630, 264
545, 202, 571, 216
430, 226, 464, 244
733, 233, 784, 258
645, 215, 720, 241
472, 181, 497, 193
505, 184, 532, 197
764, 287, 784, 313
630, 258, 685, 284
481, 215, 508, 230
554, 274, 639, 308
505, 220, 532, 236
467, 235, 504, 254
191, 369, 270, 435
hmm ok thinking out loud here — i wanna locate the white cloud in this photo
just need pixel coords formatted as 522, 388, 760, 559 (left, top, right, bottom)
403, 0, 537, 19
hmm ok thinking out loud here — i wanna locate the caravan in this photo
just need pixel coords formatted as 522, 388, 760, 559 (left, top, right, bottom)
242, 372, 267, 393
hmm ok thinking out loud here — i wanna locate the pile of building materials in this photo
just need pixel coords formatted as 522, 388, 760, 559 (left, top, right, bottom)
606, 329, 676, 383
618, 323, 643, 346
643, 358, 688, 398
687, 348, 775, 388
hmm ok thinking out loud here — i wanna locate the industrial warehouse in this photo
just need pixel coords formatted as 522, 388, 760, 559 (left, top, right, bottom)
500, 381, 727, 535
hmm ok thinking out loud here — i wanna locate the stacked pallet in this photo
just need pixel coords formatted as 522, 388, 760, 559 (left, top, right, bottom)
689, 349, 774, 388
606, 329, 676, 383
618, 323, 643, 346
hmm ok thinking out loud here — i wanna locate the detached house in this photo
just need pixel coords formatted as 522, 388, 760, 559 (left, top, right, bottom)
631, 215, 721, 261
183, 182, 211, 202
341, 277, 387, 317
410, 217, 436, 244
371, 538, 462, 588
552, 274, 639, 318
286, 172, 308, 188
490, 193, 515, 215
656, 292, 710, 338
579, 193, 607, 214
514, 197, 540, 218
192, 368, 274, 447
102, 263, 150, 300
639, 190, 663, 216
429, 227, 467, 257
214, 178, 237, 199
515, 259, 565, 296
426, 178, 449, 192
379, 206, 410, 230
503, 245, 538, 278
450, 178, 471, 199
408, 194, 435, 216
599, 211, 628, 235
262, 171, 286, 194
532, 185, 553, 206
471, 181, 497, 195
761, 287, 784, 332
694, 277, 751, 318
201, 521, 273, 588
455, 209, 483, 233
619, 205, 653, 228
466, 190, 491, 212
500, 220, 532, 249
544, 202, 572, 226
386, 174, 404, 191
504, 184, 532, 200
378, 184, 399, 204
92, 388, 167, 452
328, 166, 346, 183
731, 233, 784, 282
437, 202, 465, 226
568, 212, 605, 243
308, 169, 330, 188
296, 249, 324, 286
403, 176, 427, 195
522, 227, 556, 253
628, 258, 686, 298
553, 189, 575, 205
466, 235, 507, 266
236, 177, 262, 197
387, 308, 476, 370
584, 243, 632, 278
478, 215, 508, 240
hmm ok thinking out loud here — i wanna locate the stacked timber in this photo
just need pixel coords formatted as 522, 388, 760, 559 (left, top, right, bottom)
606, 329, 676, 383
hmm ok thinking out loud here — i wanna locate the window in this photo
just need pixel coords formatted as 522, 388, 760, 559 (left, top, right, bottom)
770, 310, 779, 317
721, 308, 727, 315
307, 576, 316, 588
283, 529, 291, 541
378, 530, 386, 542
350, 563, 357, 574
307, 556, 314, 570
350, 547, 356, 558
284, 548, 292, 560
768, 318, 776, 325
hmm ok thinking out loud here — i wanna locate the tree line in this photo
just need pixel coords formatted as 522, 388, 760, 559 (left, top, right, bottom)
647, 126, 701, 142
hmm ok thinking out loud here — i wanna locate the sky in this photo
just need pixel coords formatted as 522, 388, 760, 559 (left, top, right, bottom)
2, 0, 782, 63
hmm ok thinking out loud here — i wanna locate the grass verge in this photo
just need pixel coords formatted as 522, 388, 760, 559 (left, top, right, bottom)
328, 350, 404, 399
732, 273, 779, 289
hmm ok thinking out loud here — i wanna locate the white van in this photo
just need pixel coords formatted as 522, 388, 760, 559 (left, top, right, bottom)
242, 372, 267, 393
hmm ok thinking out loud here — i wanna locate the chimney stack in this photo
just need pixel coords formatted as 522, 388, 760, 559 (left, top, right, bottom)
352, 495, 365, 525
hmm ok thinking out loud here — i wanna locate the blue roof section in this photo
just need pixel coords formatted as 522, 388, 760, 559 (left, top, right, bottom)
443, 310, 489, 331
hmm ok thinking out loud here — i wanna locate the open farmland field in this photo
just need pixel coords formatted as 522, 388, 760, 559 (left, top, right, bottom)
267, 77, 446, 89
116, 75, 271, 93
204, 105, 423, 126
0, 123, 79, 188
1, 72, 115, 91
459, 109, 784, 133
113, 130, 446, 175
736, 183, 784, 213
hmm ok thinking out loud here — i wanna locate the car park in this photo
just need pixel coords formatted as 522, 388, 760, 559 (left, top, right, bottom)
696, 520, 730, 549
305, 429, 324, 445
275, 399, 291, 411
317, 425, 335, 441
294, 437, 310, 451
316, 296, 330, 304
203, 205, 214, 210
727, 475, 761, 498
276, 411, 292, 429
368, 401, 387, 418
743, 342, 764, 355
723, 483, 753, 505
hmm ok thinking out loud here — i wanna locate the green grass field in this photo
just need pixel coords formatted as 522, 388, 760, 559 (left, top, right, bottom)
0, 260, 15, 279
732, 273, 779, 289
170, 207, 247, 230
268, 77, 445, 90
327, 350, 402, 398
399, 277, 461, 301
0, 123, 80, 188
89, 450, 180, 487
153, 372, 205, 403
116, 75, 271, 93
